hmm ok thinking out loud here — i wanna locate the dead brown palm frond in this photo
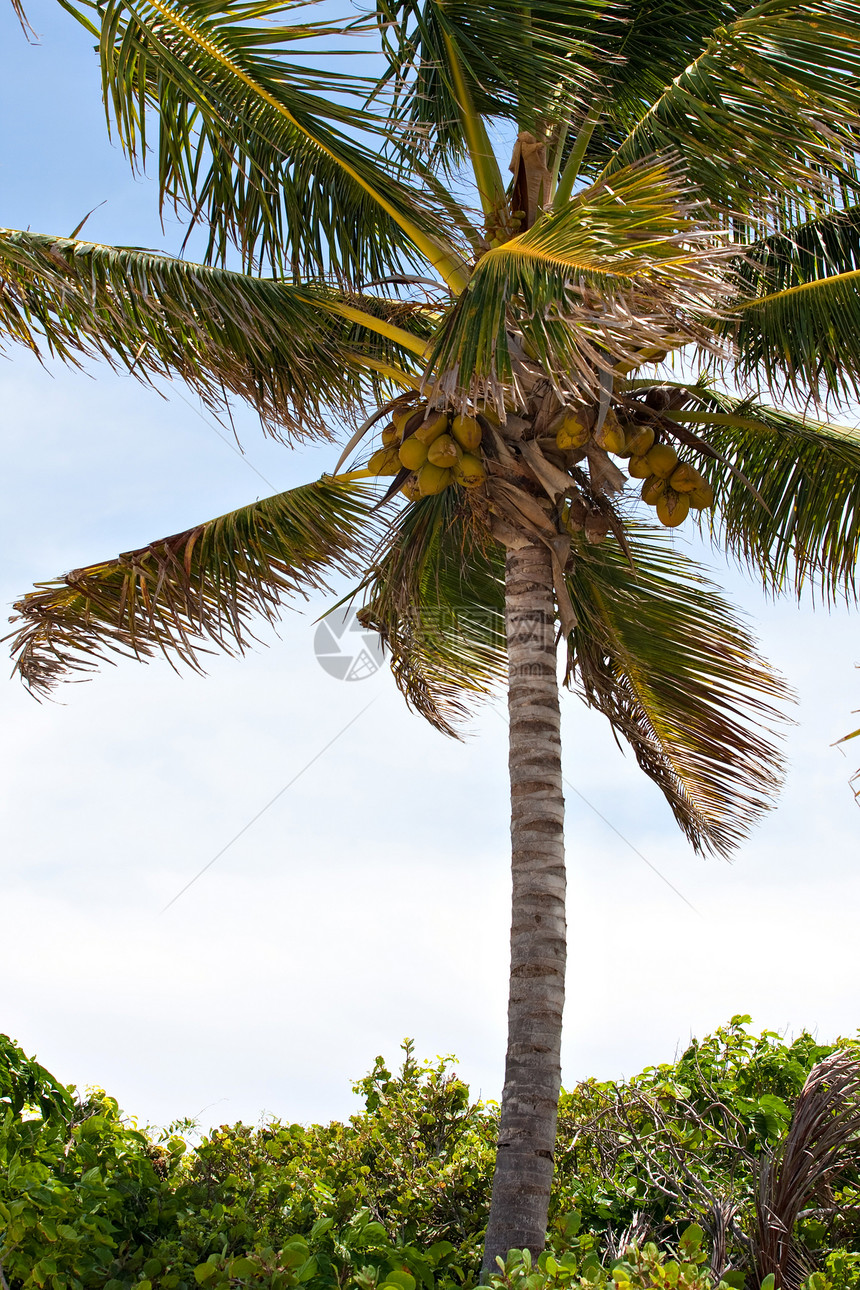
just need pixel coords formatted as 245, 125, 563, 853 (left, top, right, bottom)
5, 478, 382, 697
754, 1052, 860, 1290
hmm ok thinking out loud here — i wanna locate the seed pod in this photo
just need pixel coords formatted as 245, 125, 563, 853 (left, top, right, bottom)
451, 414, 482, 452
669, 461, 701, 493
453, 453, 486, 488
626, 425, 655, 457
417, 462, 454, 495
594, 410, 627, 455
394, 406, 421, 436
584, 511, 611, 544
656, 489, 690, 527
401, 474, 422, 501
641, 474, 667, 506
414, 411, 449, 445
555, 412, 591, 451
628, 455, 652, 480
688, 477, 715, 509
398, 437, 429, 471
368, 446, 401, 476
427, 433, 461, 467
643, 442, 679, 478
381, 421, 402, 448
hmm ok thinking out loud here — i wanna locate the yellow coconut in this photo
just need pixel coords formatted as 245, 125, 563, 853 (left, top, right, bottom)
414, 411, 450, 445
594, 410, 627, 455
381, 421, 402, 448
417, 462, 454, 495
393, 406, 420, 437
627, 455, 652, 480
555, 412, 591, 451
656, 489, 690, 527
451, 414, 482, 452
453, 453, 486, 488
643, 442, 679, 478
368, 446, 401, 476
688, 477, 715, 509
669, 461, 701, 493
400, 474, 422, 501
626, 425, 655, 458
427, 433, 461, 468
398, 436, 429, 471
641, 475, 667, 506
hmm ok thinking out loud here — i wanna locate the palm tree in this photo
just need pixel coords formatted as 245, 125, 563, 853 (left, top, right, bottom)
4, 0, 860, 1269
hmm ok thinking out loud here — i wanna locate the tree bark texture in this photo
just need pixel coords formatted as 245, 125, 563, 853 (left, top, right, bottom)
482, 538, 567, 1275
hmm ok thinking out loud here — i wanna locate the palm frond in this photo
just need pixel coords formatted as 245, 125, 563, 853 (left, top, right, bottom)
0, 229, 432, 438
357, 491, 507, 737
727, 206, 860, 404
373, 0, 603, 164
429, 157, 730, 408
6, 477, 382, 696
604, 0, 860, 224
63, 0, 468, 286
565, 524, 790, 858
661, 386, 860, 601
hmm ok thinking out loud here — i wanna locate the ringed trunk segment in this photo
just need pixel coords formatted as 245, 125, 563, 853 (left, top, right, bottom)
482, 539, 567, 1274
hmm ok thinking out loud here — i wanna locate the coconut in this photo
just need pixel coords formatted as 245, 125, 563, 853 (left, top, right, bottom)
414, 411, 449, 445
393, 406, 420, 437
641, 475, 667, 506
451, 414, 482, 452
555, 412, 591, 451
453, 454, 486, 488
594, 410, 627, 455
368, 446, 401, 476
656, 489, 690, 527
628, 454, 652, 480
643, 442, 679, 478
401, 474, 422, 501
417, 462, 454, 495
669, 461, 701, 493
398, 437, 429, 471
381, 421, 402, 448
626, 425, 655, 458
427, 433, 461, 467
688, 477, 715, 509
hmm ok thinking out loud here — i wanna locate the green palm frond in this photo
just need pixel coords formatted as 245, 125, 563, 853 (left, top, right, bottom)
660, 386, 860, 601
604, 0, 860, 223
565, 524, 790, 857
357, 491, 507, 737
63, 0, 468, 286
373, 0, 603, 165
0, 230, 432, 438
6, 477, 382, 697
430, 157, 728, 406
726, 206, 860, 403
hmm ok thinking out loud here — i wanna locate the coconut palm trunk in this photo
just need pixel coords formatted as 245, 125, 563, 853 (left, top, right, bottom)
482, 538, 567, 1273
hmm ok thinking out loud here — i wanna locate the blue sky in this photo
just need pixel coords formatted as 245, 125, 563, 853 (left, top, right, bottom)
1, 0, 859, 1134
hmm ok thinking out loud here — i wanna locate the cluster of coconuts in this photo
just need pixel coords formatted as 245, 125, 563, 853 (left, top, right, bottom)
551, 407, 715, 528
367, 404, 488, 499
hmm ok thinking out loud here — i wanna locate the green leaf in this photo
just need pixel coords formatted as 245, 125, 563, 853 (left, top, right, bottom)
61, 0, 466, 286
430, 156, 726, 406
564, 523, 790, 857
194, 1265, 218, 1284
0, 229, 429, 440
662, 385, 860, 601
7, 476, 383, 695
604, 0, 860, 221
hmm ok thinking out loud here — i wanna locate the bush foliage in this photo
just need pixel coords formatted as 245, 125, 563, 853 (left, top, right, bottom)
2, 1022, 860, 1290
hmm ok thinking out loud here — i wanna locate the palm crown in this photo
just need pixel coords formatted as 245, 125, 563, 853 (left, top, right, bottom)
4, 0, 860, 1265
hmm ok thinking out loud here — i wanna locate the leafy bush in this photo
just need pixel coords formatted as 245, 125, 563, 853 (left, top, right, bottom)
3, 1022, 860, 1290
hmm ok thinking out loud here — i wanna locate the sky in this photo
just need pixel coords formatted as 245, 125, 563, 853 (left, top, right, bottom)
1, 0, 859, 1137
